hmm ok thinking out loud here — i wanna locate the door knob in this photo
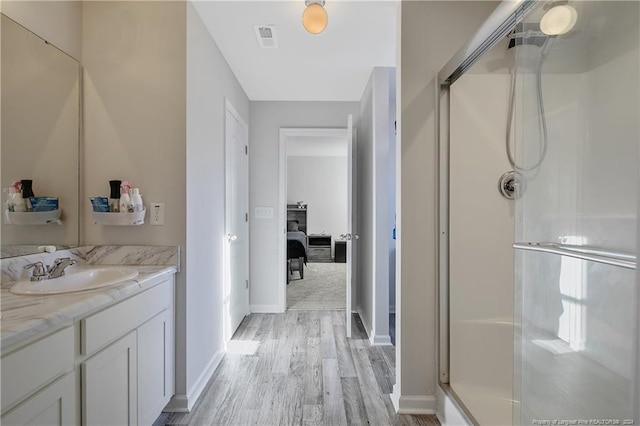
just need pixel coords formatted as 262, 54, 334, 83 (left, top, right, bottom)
353, 234, 359, 240
227, 234, 238, 242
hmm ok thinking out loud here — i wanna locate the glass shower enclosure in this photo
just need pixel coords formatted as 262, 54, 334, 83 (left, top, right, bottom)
437, 0, 639, 424
513, 1, 639, 423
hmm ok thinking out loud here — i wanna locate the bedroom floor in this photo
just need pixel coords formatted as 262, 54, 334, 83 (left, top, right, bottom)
287, 262, 346, 310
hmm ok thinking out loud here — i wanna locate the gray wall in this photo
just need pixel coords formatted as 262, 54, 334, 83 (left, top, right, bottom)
83, 1, 250, 410
0, 0, 82, 60
185, 2, 250, 408
357, 67, 395, 345
82, 0, 189, 402
249, 101, 360, 312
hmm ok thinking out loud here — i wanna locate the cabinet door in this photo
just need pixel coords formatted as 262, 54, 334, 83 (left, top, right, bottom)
1, 372, 76, 426
137, 309, 174, 426
82, 331, 137, 426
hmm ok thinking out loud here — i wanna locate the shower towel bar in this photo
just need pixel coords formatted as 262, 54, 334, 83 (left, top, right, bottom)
513, 242, 637, 270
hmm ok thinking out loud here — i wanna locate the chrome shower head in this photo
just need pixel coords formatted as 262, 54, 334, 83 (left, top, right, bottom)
507, 23, 548, 49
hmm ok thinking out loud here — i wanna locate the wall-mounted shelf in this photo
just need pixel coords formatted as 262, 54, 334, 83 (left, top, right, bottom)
93, 209, 145, 226
4, 209, 62, 225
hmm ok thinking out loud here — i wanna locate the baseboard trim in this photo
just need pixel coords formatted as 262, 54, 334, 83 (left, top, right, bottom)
357, 309, 372, 340
390, 385, 436, 415
250, 304, 282, 313
165, 349, 224, 413
357, 309, 392, 346
370, 334, 393, 346
164, 395, 189, 413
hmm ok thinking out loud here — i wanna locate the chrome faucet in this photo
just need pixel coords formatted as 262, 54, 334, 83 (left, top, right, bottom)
47, 258, 77, 279
24, 258, 77, 281
24, 261, 48, 281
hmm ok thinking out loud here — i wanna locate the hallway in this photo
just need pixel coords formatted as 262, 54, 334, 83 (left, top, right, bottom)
155, 310, 437, 425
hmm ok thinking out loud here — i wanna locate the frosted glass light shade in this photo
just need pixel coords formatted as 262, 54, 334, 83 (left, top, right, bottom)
303, 3, 328, 34
540, 5, 578, 35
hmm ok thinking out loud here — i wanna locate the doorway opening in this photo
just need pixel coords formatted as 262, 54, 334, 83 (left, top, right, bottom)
284, 131, 349, 311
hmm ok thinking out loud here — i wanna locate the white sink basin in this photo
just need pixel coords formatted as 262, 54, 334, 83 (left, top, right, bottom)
9, 267, 139, 295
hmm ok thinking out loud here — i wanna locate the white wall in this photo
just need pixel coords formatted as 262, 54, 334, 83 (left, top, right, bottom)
287, 155, 347, 257
0, 0, 82, 60
395, 0, 499, 413
249, 101, 360, 312
357, 67, 395, 345
185, 2, 250, 410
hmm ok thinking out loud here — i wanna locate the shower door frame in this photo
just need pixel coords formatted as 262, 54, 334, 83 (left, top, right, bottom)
434, 0, 538, 421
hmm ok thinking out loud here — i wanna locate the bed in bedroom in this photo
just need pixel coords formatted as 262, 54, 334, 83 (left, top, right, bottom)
286, 204, 308, 283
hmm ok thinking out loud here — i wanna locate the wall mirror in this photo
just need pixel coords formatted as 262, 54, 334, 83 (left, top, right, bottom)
0, 13, 80, 258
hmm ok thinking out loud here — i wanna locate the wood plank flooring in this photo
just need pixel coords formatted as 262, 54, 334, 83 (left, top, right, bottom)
154, 311, 439, 426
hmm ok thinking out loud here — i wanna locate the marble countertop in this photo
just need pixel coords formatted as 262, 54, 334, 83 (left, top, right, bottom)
1, 265, 176, 353
1, 245, 180, 354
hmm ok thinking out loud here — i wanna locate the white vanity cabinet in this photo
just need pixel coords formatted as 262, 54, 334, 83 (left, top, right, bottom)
1, 372, 76, 426
137, 308, 174, 426
82, 331, 138, 425
1, 274, 175, 426
80, 277, 174, 425
1, 326, 76, 426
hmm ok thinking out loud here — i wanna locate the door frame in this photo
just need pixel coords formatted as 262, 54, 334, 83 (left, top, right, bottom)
278, 127, 352, 313
224, 98, 250, 342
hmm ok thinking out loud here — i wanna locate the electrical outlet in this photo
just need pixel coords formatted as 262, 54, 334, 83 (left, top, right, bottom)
150, 203, 165, 225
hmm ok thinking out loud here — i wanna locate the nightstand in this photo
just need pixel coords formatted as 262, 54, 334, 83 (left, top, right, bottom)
307, 234, 332, 262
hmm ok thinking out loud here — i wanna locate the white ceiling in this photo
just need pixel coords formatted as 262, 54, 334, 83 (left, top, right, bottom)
287, 135, 347, 157
192, 1, 398, 101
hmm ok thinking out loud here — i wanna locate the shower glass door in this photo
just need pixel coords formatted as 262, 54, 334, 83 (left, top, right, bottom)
513, 1, 639, 423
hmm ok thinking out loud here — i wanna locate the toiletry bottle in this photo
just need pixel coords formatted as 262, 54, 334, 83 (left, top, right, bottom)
21, 180, 34, 211
11, 182, 26, 212
131, 188, 143, 212
109, 180, 121, 212
119, 181, 132, 213
6, 187, 16, 212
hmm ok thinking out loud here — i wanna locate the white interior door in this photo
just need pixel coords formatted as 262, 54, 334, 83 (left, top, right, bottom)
346, 114, 356, 338
225, 101, 250, 341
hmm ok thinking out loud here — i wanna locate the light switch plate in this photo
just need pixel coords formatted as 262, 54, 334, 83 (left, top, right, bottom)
150, 203, 165, 225
254, 206, 274, 219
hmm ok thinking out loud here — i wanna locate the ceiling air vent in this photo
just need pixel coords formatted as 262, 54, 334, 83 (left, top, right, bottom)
254, 25, 278, 48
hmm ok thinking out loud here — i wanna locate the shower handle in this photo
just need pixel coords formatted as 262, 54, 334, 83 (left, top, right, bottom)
498, 171, 525, 200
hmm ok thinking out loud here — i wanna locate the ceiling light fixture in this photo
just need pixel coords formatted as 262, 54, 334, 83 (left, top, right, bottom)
302, 0, 328, 35
540, 3, 578, 35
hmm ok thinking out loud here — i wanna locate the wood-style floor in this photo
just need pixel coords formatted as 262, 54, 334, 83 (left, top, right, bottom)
154, 310, 438, 426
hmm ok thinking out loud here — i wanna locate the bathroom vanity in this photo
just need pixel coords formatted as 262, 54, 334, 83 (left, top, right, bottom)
0, 246, 179, 425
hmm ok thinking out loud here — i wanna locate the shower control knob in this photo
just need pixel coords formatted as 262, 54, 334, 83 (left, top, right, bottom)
498, 171, 525, 200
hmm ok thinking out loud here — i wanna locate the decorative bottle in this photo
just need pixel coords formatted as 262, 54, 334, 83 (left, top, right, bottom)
10, 183, 26, 212
21, 180, 34, 211
131, 188, 143, 212
109, 180, 121, 212
119, 181, 132, 213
